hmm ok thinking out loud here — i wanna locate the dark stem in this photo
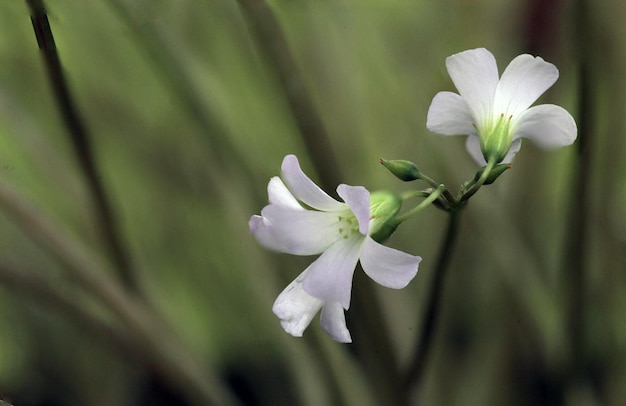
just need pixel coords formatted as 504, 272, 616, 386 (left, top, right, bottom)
561, 0, 593, 390
25, 0, 138, 292
567, 0, 591, 333
235, 0, 342, 190
402, 209, 461, 394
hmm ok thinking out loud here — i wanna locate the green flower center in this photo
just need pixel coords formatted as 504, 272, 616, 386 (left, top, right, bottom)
337, 213, 360, 240
335, 191, 403, 242
478, 113, 513, 163
369, 191, 402, 242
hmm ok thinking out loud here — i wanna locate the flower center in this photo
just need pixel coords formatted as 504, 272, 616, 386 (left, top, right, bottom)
337, 213, 360, 239
478, 112, 513, 163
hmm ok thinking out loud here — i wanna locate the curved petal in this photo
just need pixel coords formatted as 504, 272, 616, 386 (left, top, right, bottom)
302, 234, 363, 309
268, 177, 301, 209
337, 184, 370, 235
249, 215, 286, 253
360, 236, 420, 289
249, 215, 265, 234
446, 48, 499, 123
494, 54, 559, 117
465, 134, 487, 166
281, 155, 343, 211
426, 91, 476, 135
257, 205, 343, 255
514, 104, 577, 149
320, 301, 352, 343
501, 138, 522, 164
272, 270, 324, 337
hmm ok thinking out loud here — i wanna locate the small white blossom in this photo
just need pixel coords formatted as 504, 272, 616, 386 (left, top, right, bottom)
249, 155, 421, 343
427, 48, 577, 165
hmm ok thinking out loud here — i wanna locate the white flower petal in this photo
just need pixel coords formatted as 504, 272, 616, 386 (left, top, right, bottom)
249, 215, 265, 234
258, 205, 343, 255
514, 104, 577, 149
272, 271, 324, 337
494, 54, 559, 117
249, 215, 287, 253
446, 48, 499, 123
501, 138, 522, 164
465, 135, 487, 166
360, 236, 420, 289
280, 155, 343, 211
337, 184, 370, 235
268, 177, 301, 209
320, 302, 352, 343
426, 91, 476, 136
302, 234, 363, 309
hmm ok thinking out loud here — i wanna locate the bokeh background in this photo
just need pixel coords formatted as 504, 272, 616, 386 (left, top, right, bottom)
0, 0, 624, 405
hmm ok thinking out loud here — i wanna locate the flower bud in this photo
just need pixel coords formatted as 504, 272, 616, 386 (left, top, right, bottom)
379, 159, 421, 182
369, 191, 402, 243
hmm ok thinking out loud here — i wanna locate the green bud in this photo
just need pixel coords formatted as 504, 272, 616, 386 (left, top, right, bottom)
369, 190, 402, 243
478, 113, 513, 163
379, 159, 421, 182
472, 163, 512, 185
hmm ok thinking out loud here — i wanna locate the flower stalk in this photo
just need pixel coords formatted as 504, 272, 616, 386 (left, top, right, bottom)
392, 185, 447, 225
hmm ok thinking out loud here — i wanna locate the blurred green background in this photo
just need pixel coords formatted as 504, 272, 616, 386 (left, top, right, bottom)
0, 0, 624, 405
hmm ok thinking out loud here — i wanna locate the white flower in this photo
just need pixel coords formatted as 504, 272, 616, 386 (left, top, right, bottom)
249, 155, 421, 343
427, 48, 577, 165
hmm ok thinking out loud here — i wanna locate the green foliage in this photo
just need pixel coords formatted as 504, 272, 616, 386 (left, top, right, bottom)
0, 0, 625, 405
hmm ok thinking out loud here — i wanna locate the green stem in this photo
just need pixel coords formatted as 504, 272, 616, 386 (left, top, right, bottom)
560, 0, 593, 393
400, 190, 430, 201
416, 171, 439, 189
394, 185, 445, 224
0, 180, 238, 406
26, 0, 139, 293
459, 157, 497, 202
416, 172, 456, 205
235, 0, 342, 190
402, 208, 462, 392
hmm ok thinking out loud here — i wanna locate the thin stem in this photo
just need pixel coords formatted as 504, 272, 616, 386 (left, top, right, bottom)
416, 171, 439, 189
414, 171, 456, 206
0, 263, 136, 359
394, 185, 445, 224
235, 0, 342, 190
25, 0, 139, 292
0, 180, 238, 406
459, 158, 497, 202
561, 0, 593, 390
402, 209, 462, 393
401, 190, 430, 200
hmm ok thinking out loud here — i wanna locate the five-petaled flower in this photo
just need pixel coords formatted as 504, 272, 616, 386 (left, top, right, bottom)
427, 47, 577, 165
249, 155, 421, 343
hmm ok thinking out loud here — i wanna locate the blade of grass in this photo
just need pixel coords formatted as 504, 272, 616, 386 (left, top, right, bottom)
25, 0, 139, 292
0, 179, 239, 406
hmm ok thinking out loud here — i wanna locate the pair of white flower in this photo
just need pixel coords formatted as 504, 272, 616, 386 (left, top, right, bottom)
250, 48, 577, 342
